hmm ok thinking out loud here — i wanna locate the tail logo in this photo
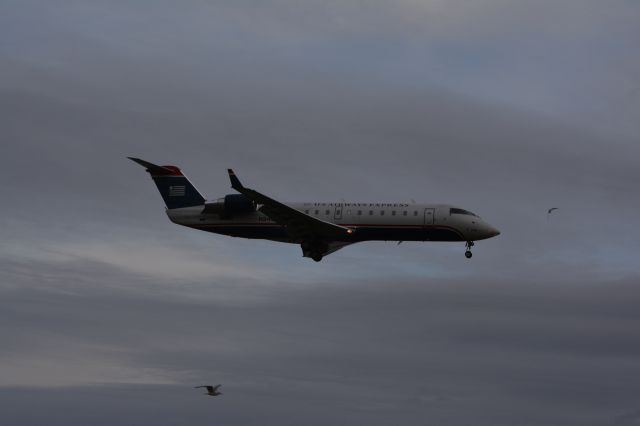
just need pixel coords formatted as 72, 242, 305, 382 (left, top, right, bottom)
169, 185, 186, 197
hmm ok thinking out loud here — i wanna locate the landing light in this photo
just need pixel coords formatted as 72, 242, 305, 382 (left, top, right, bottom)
346, 228, 354, 234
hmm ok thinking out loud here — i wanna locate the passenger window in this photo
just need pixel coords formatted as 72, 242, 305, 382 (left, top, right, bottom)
325, 209, 330, 215
369, 210, 373, 215
392, 211, 396, 216
380, 210, 385, 216
414, 211, 418, 216
315, 210, 319, 215
304, 210, 309, 214
403, 211, 407, 216
357, 210, 362, 215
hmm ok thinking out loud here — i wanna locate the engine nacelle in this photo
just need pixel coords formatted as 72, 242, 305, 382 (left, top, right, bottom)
222, 194, 255, 216
203, 194, 255, 218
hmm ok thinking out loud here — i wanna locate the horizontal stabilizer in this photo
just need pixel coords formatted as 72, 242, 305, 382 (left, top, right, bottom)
128, 157, 183, 176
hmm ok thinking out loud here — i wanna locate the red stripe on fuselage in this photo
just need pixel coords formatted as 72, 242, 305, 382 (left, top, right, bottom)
190, 223, 463, 232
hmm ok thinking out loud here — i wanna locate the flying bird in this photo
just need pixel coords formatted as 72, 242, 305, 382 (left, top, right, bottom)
547, 207, 559, 214
195, 385, 223, 396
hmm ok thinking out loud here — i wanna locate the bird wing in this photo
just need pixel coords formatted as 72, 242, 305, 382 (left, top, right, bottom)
194, 386, 206, 389
206, 386, 215, 393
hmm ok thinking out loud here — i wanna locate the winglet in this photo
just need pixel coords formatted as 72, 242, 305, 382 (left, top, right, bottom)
228, 169, 244, 190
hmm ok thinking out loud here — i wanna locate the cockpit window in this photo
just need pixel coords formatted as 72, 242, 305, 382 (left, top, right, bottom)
450, 208, 478, 217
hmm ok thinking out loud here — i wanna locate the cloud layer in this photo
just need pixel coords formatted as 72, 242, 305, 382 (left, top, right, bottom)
2, 1, 640, 424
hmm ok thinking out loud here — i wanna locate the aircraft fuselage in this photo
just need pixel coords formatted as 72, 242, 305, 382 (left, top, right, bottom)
129, 158, 500, 261
167, 202, 499, 244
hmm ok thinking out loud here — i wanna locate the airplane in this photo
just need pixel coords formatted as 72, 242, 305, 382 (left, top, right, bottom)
129, 158, 500, 261
194, 385, 222, 396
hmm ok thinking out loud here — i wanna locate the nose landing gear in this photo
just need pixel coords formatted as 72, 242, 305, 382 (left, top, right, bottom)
465, 241, 474, 259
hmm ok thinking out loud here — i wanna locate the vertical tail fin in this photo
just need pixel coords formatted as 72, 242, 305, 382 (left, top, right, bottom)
128, 157, 205, 209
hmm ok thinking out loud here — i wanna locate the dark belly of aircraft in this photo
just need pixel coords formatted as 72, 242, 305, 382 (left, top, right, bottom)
188, 223, 464, 243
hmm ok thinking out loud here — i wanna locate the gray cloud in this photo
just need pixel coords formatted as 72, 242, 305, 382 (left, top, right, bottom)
2, 0, 640, 425
2, 255, 640, 425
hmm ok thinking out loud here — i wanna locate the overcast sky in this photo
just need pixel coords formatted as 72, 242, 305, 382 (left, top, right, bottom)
2, 1, 640, 425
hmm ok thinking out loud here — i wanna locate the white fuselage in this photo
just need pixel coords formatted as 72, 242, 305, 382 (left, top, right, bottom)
166, 202, 500, 244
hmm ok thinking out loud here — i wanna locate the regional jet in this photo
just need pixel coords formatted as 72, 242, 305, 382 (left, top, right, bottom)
129, 158, 500, 261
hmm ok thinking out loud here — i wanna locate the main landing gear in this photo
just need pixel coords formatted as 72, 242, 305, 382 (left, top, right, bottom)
301, 241, 328, 262
465, 241, 474, 259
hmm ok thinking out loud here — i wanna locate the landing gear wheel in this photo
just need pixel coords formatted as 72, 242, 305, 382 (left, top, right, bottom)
302, 240, 328, 262
464, 241, 474, 259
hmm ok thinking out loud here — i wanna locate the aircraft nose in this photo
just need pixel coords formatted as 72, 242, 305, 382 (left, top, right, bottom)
487, 225, 500, 237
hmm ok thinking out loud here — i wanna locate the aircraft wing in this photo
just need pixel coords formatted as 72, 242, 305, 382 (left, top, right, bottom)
227, 169, 354, 242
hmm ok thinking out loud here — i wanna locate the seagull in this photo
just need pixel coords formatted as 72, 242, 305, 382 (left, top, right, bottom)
547, 207, 559, 215
195, 385, 223, 396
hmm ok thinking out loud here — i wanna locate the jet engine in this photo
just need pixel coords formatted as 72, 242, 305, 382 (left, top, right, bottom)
202, 194, 256, 218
